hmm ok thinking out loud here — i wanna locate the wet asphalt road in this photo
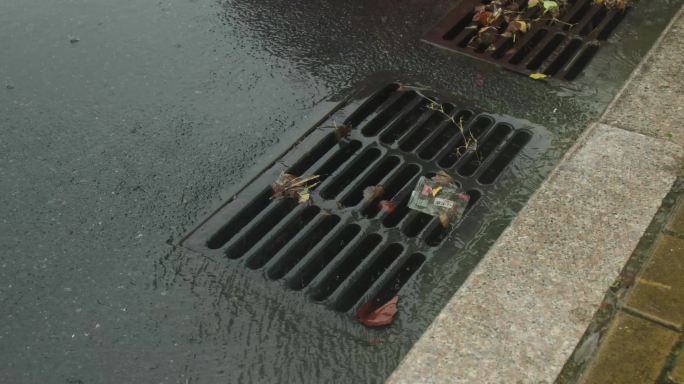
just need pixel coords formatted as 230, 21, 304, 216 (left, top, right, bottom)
0, 0, 678, 383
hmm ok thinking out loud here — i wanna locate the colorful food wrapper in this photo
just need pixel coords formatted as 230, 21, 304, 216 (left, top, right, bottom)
407, 176, 470, 226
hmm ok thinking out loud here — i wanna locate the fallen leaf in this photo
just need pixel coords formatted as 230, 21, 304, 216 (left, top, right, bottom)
439, 211, 450, 228
357, 296, 399, 327
472, 10, 494, 26
529, 73, 548, 80
378, 200, 396, 215
528, 0, 540, 7
363, 185, 385, 203
272, 173, 321, 201
334, 123, 351, 141
431, 170, 454, 186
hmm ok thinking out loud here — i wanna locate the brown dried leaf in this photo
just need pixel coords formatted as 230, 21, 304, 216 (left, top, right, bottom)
335, 123, 351, 141
439, 211, 450, 228
378, 200, 396, 215
431, 170, 454, 186
357, 296, 399, 327
363, 185, 385, 203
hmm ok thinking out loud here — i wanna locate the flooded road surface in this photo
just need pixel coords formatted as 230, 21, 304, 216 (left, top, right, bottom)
0, 0, 680, 383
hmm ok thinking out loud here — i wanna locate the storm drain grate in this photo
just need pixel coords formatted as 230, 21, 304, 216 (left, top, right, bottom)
423, 0, 629, 80
182, 83, 546, 316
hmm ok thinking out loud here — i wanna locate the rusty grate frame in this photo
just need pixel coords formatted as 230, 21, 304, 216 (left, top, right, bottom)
423, 0, 630, 80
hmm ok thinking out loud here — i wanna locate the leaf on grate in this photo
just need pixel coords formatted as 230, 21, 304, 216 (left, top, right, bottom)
363, 185, 385, 203
271, 173, 320, 201
431, 170, 454, 186
334, 122, 352, 141
378, 200, 396, 215
357, 296, 399, 327
529, 73, 548, 80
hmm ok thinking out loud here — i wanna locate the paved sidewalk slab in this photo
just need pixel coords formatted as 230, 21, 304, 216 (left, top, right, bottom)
601, 9, 684, 147
624, 235, 684, 330
386, 124, 682, 384
579, 312, 679, 384
672, 352, 684, 383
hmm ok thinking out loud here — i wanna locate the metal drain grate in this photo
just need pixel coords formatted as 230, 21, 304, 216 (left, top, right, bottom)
182, 83, 546, 316
423, 0, 629, 80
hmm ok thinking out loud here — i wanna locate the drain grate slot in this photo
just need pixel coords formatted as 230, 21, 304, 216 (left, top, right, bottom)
437, 115, 494, 169
247, 205, 321, 269
363, 252, 426, 311
362, 164, 421, 218
267, 214, 342, 280
311, 233, 383, 301
225, 198, 298, 259
333, 243, 404, 311
361, 92, 417, 136
206, 188, 273, 250
320, 147, 382, 199
479, 131, 532, 184
289, 224, 362, 291
423, 0, 629, 80
183, 83, 543, 316
458, 123, 512, 177
340, 156, 402, 207
287, 133, 338, 176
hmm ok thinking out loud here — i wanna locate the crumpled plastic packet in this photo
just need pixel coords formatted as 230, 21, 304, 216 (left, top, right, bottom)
407, 176, 470, 227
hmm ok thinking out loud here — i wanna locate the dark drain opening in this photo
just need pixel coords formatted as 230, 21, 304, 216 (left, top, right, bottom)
564, 44, 599, 80
267, 214, 342, 280
361, 92, 417, 136
364, 252, 426, 311
526, 34, 565, 71
287, 133, 338, 176
418, 109, 473, 161
340, 156, 401, 207
479, 131, 532, 184
402, 212, 433, 238
363, 164, 421, 218
380, 100, 429, 144
510, 29, 548, 65
437, 115, 494, 169
206, 188, 272, 250
313, 140, 363, 181
320, 148, 382, 199
544, 39, 583, 76
247, 205, 321, 269
398, 111, 446, 152
580, 7, 608, 36
289, 224, 362, 291
333, 243, 404, 312
345, 84, 400, 128
311, 233, 383, 301
225, 198, 298, 259
442, 12, 475, 40
458, 123, 512, 177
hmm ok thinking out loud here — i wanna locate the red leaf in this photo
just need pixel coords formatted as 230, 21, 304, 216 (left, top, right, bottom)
378, 200, 396, 215
357, 296, 399, 327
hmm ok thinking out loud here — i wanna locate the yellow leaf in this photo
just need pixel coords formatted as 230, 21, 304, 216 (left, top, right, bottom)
432, 186, 443, 197
529, 73, 547, 80
519, 21, 529, 33
528, 0, 539, 7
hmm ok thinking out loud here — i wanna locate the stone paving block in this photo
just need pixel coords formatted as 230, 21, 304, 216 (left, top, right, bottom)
601, 9, 684, 148
672, 351, 684, 383
667, 201, 684, 235
624, 235, 684, 330
580, 312, 678, 384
